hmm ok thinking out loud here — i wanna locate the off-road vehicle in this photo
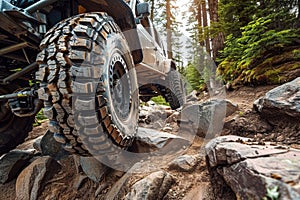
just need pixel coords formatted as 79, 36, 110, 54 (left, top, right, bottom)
0, 0, 185, 155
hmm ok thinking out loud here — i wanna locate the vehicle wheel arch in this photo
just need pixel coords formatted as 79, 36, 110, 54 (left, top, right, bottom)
78, 0, 143, 64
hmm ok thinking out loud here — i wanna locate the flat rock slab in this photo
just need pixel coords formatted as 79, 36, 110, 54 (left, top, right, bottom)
0, 150, 34, 184
16, 156, 61, 200
206, 136, 290, 167
131, 128, 190, 153
205, 136, 300, 200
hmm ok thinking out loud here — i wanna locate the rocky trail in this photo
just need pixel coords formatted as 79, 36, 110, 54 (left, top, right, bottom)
0, 78, 299, 200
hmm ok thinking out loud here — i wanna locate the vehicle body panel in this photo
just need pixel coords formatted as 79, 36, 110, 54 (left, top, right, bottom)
0, 0, 174, 98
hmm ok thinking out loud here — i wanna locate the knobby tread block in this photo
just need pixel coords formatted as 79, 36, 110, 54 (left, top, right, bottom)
163, 70, 186, 110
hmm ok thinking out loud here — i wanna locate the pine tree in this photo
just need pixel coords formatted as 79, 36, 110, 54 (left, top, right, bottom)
217, 0, 300, 85
166, 0, 173, 59
201, 0, 210, 55
145, 0, 184, 66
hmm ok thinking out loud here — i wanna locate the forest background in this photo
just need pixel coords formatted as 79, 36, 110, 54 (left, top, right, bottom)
145, 0, 300, 92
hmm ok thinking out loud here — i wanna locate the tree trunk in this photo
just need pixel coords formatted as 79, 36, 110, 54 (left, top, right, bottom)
150, 0, 155, 22
259, 0, 266, 9
201, 0, 211, 55
208, 0, 218, 22
166, 0, 173, 59
298, 0, 300, 20
208, 0, 224, 60
196, 0, 204, 47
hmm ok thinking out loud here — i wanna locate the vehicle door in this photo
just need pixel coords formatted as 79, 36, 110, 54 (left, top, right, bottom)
133, 0, 159, 70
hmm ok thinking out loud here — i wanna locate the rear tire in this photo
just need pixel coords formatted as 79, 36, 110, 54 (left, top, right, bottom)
36, 13, 139, 156
0, 84, 34, 154
163, 70, 186, 110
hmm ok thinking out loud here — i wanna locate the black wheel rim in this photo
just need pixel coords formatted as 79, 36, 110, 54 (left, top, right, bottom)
109, 52, 132, 121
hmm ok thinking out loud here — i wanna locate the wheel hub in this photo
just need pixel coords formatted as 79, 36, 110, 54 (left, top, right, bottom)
109, 53, 132, 121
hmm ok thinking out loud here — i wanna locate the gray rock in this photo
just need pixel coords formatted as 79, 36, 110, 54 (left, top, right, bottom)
72, 155, 82, 174
205, 135, 249, 167
254, 77, 300, 118
152, 121, 164, 129
73, 174, 88, 190
180, 99, 238, 137
146, 100, 156, 107
219, 154, 300, 200
34, 130, 67, 159
0, 150, 34, 184
186, 90, 199, 102
132, 127, 190, 153
205, 136, 300, 200
165, 111, 180, 123
105, 162, 143, 200
148, 111, 164, 122
162, 126, 173, 132
205, 136, 289, 167
79, 156, 108, 183
16, 156, 61, 200
169, 155, 199, 172
125, 171, 175, 200
32, 136, 43, 152
139, 105, 171, 129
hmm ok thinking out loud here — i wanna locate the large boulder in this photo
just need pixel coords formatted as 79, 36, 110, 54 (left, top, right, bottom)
180, 99, 238, 137
15, 156, 61, 200
0, 150, 34, 184
254, 77, 300, 118
125, 171, 175, 200
205, 136, 300, 200
33, 130, 67, 159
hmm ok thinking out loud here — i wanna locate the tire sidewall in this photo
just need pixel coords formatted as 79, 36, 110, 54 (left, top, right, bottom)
102, 32, 139, 137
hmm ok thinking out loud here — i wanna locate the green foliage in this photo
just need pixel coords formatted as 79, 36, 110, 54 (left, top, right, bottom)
183, 62, 206, 92
262, 186, 280, 200
218, 0, 257, 37
185, 0, 300, 88
217, 4, 300, 86
151, 96, 170, 106
33, 109, 48, 127
145, 0, 184, 67
218, 0, 299, 37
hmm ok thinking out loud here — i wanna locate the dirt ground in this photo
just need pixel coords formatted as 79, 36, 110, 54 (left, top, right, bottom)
1, 84, 298, 200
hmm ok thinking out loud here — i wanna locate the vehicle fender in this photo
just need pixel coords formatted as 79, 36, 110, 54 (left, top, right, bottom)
78, 0, 143, 64
162, 59, 176, 74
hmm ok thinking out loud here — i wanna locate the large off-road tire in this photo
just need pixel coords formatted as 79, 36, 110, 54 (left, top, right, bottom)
163, 70, 186, 110
36, 13, 139, 156
0, 84, 34, 154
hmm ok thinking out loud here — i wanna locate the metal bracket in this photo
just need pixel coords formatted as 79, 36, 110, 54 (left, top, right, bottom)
2, 62, 38, 84
0, 42, 28, 56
